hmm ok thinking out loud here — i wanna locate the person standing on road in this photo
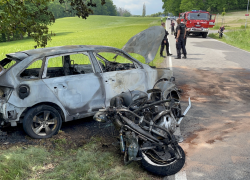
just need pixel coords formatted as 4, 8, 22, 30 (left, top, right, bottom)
182, 19, 189, 55
160, 22, 172, 58
175, 18, 187, 59
170, 20, 175, 35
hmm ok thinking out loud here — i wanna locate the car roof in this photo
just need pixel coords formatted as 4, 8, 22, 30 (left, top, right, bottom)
6, 45, 122, 61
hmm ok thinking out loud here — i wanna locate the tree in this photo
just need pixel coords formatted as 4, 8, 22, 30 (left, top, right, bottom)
116, 7, 131, 17
0, 0, 106, 48
90, 0, 116, 16
221, 7, 226, 25
162, 0, 182, 16
142, 3, 146, 17
48, 0, 75, 19
180, 0, 205, 12
123, 11, 131, 17
149, 12, 163, 17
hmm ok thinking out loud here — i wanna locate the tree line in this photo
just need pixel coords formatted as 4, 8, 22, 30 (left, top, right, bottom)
162, 0, 249, 16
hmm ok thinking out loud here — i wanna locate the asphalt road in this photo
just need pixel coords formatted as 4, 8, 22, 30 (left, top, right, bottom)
164, 20, 250, 180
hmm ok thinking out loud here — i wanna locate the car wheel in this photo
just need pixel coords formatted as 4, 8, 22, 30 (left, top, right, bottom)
23, 105, 62, 139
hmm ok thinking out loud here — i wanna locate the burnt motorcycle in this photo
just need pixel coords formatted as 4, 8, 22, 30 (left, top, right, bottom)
94, 89, 191, 176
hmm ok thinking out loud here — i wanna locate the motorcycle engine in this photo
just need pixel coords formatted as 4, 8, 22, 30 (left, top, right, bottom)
155, 115, 177, 134
152, 105, 178, 135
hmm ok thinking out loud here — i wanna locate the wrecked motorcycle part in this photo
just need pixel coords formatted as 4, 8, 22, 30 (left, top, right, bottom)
133, 99, 179, 113
125, 131, 140, 162
120, 129, 125, 153
141, 145, 185, 176
110, 91, 148, 110
177, 97, 191, 125
93, 111, 108, 123
94, 90, 190, 176
124, 125, 162, 145
119, 114, 161, 143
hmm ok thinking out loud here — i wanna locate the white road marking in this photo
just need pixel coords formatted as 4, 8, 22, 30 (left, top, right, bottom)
175, 170, 187, 180
165, 19, 187, 180
169, 46, 173, 71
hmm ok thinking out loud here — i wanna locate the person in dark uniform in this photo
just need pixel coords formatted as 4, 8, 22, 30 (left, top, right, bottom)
160, 22, 172, 58
182, 19, 188, 55
171, 20, 175, 35
175, 18, 187, 59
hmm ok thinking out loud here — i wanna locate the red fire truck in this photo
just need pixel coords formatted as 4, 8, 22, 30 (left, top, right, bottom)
179, 10, 216, 38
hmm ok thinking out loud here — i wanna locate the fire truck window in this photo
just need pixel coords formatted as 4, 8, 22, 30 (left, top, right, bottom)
190, 13, 209, 20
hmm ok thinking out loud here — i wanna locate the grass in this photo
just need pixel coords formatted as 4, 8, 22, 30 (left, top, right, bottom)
213, 10, 250, 29
0, 135, 154, 180
0, 147, 49, 180
0, 16, 165, 67
208, 29, 250, 52
208, 10, 250, 52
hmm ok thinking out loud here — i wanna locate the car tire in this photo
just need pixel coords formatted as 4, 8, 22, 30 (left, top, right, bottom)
23, 105, 62, 139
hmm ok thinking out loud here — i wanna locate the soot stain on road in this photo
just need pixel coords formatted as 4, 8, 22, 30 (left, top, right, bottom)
174, 66, 250, 172
175, 67, 250, 104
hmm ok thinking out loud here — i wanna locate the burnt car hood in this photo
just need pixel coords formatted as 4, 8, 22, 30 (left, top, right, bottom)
122, 26, 165, 64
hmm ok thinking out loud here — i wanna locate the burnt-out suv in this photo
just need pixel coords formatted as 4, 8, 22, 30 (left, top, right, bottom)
0, 27, 180, 138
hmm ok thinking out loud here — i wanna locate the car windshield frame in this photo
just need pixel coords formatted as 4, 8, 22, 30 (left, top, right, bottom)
0, 58, 19, 75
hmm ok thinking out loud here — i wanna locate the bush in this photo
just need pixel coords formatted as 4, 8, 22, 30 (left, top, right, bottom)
240, 25, 249, 29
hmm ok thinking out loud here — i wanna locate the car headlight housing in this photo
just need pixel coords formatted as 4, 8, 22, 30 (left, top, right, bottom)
0, 86, 13, 101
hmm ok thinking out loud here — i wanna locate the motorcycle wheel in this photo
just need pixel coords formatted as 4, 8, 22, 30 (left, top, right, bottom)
140, 145, 185, 176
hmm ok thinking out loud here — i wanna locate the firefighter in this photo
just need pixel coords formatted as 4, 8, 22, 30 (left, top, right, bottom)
175, 18, 187, 59
160, 22, 172, 58
218, 25, 225, 38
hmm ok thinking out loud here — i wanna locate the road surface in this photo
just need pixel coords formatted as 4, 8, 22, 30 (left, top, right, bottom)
164, 20, 250, 180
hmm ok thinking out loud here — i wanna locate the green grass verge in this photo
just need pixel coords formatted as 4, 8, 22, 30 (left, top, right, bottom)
208, 29, 250, 52
0, 135, 154, 180
0, 16, 165, 67
0, 147, 49, 180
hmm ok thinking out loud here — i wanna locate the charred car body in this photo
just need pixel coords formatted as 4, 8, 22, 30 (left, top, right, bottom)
0, 26, 181, 139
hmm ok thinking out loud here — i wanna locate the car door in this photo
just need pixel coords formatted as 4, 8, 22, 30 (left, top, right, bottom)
42, 52, 105, 115
94, 51, 148, 106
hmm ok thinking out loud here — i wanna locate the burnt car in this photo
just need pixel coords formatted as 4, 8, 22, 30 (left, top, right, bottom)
0, 26, 180, 138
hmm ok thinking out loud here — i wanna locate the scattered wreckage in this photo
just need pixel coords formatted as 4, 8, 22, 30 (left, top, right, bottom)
0, 26, 187, 140
94, 89, 191, 176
